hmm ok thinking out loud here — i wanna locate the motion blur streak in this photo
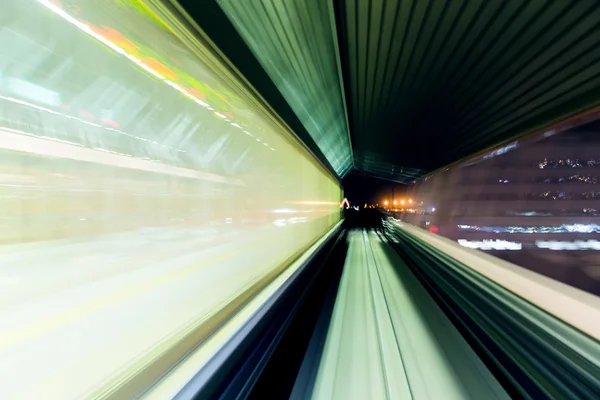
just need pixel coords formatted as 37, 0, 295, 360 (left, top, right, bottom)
402, 119, 600, 295
312, 230, 508, 400
0, 1, 340, 399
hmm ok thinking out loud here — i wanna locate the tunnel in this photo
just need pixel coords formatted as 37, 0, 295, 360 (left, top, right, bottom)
0, 1, 599, 399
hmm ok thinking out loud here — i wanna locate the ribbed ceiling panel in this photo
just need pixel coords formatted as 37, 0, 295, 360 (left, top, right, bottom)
217, 0, 353, 177
184, 0, 600, 183
336, 0, 600, 181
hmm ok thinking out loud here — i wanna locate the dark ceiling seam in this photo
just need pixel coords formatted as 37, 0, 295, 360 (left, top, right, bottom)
371, 0, 402, 121
352, 0, 361, 129
390, 0, 434, 108
412, 3, 473, 105
411, 0, 468, 100
423, 1, 488, 98
347, 0, 359, 127
464, 68, 600, 148
380, 0, 417, 113
452, 1, 558, 104
404, 0, 449, 95
399, 2, 449, 98
356, 0, 369, 128
463, 48, 600, 141
455, 75, 600, 155
441, 1, 507, 98
460, 88, 600, 162
453, 0, 579, 117
458, 23, 600, 138
456, 4, 599, 126
366, 0, 389, 121
449, 1, 551, 110
444, 2, 516, 98
363, 0, 384, 128
361, 0, 373, 126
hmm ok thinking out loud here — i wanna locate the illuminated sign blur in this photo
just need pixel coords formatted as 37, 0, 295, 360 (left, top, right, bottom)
536, 240, 600, 251
482, 142, 518, 160
458, 223, 600, 234
458, 239, 522, 251
458, 239, 600, 251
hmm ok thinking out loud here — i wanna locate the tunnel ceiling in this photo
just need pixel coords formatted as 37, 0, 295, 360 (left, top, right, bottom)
178, 0, 600, 184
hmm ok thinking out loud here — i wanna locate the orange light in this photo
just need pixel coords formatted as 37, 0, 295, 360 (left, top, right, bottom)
408, 199, 413, 204
384, 200, 388, 206
400, 200, 405, 205
393, 200, 397, 205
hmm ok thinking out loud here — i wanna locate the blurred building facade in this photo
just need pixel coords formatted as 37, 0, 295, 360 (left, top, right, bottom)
404, 118, 600, 294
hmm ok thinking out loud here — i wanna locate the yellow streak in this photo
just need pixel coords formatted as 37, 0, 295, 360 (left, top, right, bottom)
0, 234, 275, 350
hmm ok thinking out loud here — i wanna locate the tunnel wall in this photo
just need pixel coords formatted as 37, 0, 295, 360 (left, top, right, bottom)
0, 3, 343, 396
403, 117, 600, 294
0, 0, 341, 246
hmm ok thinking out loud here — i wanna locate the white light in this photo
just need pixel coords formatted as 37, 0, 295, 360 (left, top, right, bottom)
536, 240, 600, 251
214, 112, 227, 119
0, 94, 58, 115
458, 223, 600, 234
136, 61, 165, 80
0, 128, 234, 184
125, 54, 141, 63
165, 80, 187, 93
457, 239, 522, 251
272, 208, 295, 214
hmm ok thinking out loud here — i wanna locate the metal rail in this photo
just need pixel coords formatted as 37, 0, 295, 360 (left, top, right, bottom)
384, 219, 600, 399
311, 229, 508, 400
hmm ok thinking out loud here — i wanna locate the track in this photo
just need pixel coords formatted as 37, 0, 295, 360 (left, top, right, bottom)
311, 229, 509, 400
